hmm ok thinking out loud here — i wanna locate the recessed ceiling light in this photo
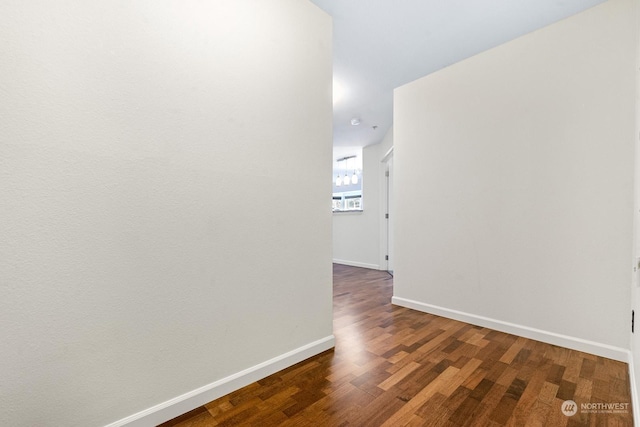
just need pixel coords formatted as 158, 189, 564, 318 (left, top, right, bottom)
350, 118, 360, 126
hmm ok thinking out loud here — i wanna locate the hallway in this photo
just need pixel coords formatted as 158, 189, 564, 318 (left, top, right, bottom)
163, 265, 632, 426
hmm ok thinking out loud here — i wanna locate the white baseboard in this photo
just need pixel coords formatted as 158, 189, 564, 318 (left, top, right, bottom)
333, 259, 381, 270
392, 296, 628, 362
105, 335, 335, 427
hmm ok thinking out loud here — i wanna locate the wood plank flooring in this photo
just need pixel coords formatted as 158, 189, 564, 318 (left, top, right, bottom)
160, 264, 633, 426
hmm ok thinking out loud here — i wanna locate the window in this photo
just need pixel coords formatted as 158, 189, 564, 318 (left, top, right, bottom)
333, 190, 362, 212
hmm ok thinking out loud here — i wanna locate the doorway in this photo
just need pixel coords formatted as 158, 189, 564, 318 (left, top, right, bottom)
382, 148, 394, 275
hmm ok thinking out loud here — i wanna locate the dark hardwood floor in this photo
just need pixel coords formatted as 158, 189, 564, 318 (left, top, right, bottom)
160, 264, 632, 426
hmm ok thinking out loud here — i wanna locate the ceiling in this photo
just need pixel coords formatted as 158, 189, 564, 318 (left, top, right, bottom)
309, 0, 607, 149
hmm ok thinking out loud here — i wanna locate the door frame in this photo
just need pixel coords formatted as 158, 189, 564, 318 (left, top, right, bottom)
380, 146, 394, 273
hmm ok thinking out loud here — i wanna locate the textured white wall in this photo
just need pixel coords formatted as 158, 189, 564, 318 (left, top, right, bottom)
0, 1, 332, 426
632, 0, 640, 414
394, 0, 635, 349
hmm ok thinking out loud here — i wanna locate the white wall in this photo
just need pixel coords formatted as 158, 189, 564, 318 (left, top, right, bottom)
631, 0, 640, 417
394, 0, 636, 359
0, 1, 333, 426
333, 128, 393, 269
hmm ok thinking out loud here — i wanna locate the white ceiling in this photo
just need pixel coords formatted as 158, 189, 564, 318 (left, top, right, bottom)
309, 0, 607, 149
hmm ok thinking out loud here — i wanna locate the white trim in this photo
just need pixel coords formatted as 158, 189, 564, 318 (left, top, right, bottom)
392, 296, 629, 362
381, 146, 394, 163
333, 259, 381, 270
104, 335, 335, 427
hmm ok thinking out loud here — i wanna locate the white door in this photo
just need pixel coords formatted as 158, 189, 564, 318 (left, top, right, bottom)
385, 155, 394, 275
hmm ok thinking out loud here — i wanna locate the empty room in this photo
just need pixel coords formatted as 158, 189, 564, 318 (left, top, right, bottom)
2, 0, 640, 426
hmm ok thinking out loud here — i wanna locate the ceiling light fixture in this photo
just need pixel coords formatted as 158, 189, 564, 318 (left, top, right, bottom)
335, 155, 357, 187
333, 79, 345, 105
350, 118, 361, 126
343, 162, 351, 185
